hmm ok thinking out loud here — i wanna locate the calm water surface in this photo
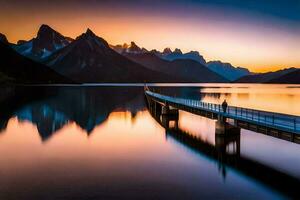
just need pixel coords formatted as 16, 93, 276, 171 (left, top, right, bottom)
0, 84, 299, 199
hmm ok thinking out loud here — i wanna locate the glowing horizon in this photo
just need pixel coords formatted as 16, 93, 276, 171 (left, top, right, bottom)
0, 0, 299, 72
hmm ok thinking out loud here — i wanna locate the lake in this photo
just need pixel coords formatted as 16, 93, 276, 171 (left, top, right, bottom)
0, 84, 299, 199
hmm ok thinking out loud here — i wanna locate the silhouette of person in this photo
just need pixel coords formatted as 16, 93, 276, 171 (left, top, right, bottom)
222, 100, 228, 113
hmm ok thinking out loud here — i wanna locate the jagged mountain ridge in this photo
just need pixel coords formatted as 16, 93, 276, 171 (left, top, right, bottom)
13, 24, 72, 60
45, 29, 176, 83
112, 41, 250, 81
0, 41, 72, 83
111, 43, 207, 65
207, 61, 250, 81
110, 41, 148, 54
160, 48, 207, 65
2, 24, 297, 84
123, 52, 228, 82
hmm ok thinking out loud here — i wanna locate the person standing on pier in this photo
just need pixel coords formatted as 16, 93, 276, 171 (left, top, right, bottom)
222, 100, 228, 113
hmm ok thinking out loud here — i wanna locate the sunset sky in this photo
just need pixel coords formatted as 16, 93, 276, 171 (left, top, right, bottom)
0, 0, 299, 72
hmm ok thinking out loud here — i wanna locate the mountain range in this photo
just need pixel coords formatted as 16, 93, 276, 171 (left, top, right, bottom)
0, 41, 72, 84
111, 42, 250, 81
13, 24, 72, 61
154, 48, 207, 65
123, 51, 226, 82
206, 61, 250, 81
235, 68, 299, 83
0, 24, 299, 84
44, 29, 178, 83
268, 69, 300, 84
3, 25, 227, 83
98, 38, 300, 84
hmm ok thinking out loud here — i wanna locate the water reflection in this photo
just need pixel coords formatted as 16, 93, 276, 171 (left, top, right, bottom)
0, 86, 145, 141
0, 85, 299, 199
200, 85, 300, 115
146, 100, 300, 198
157, 84, 300, 115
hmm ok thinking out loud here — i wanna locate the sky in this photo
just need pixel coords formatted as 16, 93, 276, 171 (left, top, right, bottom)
0, 0, 299, 72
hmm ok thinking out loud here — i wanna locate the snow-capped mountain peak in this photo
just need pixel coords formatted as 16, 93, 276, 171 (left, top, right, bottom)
158, 48, 206, 65
76, 29, 110, 50
13, 24, 72, 60
163, 48, 172, 54
173, 48, 183, 54
111, 41, 148, 54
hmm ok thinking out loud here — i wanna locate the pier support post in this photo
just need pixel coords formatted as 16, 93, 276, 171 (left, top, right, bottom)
161, 114, 179, 129
215, 119, 240, 136
218, 114, 226, 123
162, 115, 170, 128
162, 104, 179, 117
162, 104, 170, 115
215, 133, 240, 156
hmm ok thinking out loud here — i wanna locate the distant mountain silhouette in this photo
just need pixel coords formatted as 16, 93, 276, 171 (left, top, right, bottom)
4, 24, 298, 84
45, 29, 175, 83
162, 48, 172, 55
268, 69, 300, 84
110, 43, 129, 54
207, 61, 250, 81
13, 24, 72, 60
235, 68, 298, 83
17, 40, 27, 45
112, 43, 207, 64
110, 42, 148, 54
125, 42, 148, 54
0, 33, 9, 44
0, 40, 72, 83
123, 52, 228, 82
159, 48, 207, 65
111, 41, 148, 54
112, 42, 252, 81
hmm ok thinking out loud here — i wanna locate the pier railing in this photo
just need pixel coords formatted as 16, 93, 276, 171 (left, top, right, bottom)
146, 90, 300, 133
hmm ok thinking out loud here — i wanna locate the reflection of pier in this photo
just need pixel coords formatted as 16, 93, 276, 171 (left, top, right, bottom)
146, 95, 300, 199
145, 89, 300, 144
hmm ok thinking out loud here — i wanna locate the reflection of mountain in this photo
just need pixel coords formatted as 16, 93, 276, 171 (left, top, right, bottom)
17, 105, 69, 141
0, 118, 8, 132
12, 87, 146, 141
0, 86, 58, 132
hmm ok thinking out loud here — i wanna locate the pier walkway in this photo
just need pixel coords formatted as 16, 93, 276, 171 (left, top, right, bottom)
145, 90, 300, 136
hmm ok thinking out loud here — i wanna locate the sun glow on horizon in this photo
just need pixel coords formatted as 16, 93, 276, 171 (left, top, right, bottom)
0, 1, 299, 73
